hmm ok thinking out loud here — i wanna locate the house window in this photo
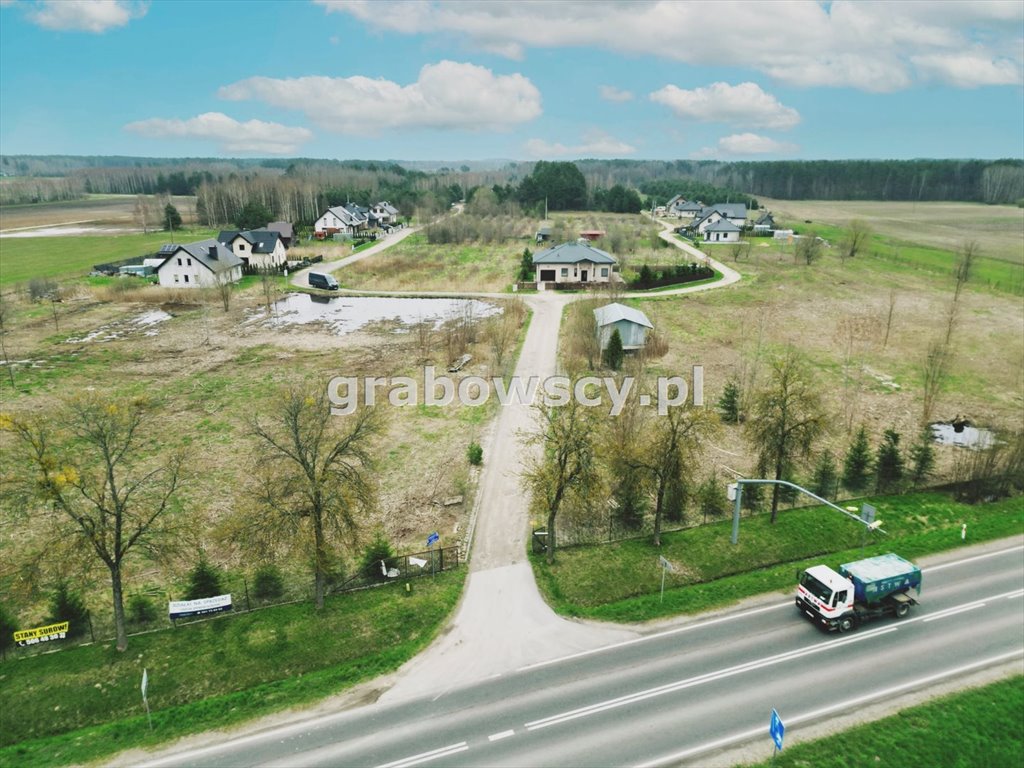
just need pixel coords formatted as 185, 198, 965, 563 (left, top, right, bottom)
173, 274, 179, 283
186, 258, 192, 266
560, 268, 568, 278
183, 275, 189, 284
176, 258, 182, 266
601, 268, 609, 277
239, 244, 246, 251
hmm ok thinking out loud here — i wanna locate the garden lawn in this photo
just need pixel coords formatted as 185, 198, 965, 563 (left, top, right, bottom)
742, 675, 1024, 768
0, 570, 464, 767
531, 493, 1023, 623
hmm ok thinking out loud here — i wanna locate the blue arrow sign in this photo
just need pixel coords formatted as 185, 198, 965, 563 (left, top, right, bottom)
770, 708, 785, 751
427, 532, 440, 547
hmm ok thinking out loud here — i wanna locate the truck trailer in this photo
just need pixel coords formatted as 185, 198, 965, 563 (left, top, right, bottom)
796, 552, 921, 632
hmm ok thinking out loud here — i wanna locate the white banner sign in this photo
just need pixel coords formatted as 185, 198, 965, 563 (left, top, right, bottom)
168, 594, 232, 620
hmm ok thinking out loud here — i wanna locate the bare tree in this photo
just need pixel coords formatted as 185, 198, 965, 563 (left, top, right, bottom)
796, 235, 824, 265
920, 340, 950, 427
523, 396, 601, 564
564, 299, 601, 372
840, 220, 871, 262
215, 270, 234, 312
746, 348, 829, 523
882, 288, 897, 348
250, 387, 382, 609
3, 396, 185, 651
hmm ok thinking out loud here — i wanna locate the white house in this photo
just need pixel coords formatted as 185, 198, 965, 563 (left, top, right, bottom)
314, 205, 367, 237
594, 303, 653, 350
371, 201, 400, 227
218, 229, 287, 270
703, 219, 742, 243
155, 239, 243, 288
532, 241, 617, 287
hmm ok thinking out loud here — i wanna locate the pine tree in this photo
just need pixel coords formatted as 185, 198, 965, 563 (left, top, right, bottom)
163, 203, 182, 231
811, 452, 838, 499
518, 247, 533, 282
908, 431, 936, 488
0, 602, 20, 656
842, 426, 873, 494
603, 328, 624, 371
184, 556, 225, 600
875, 429, 905, 493
717, 379, 742, 424
48, 582, 90, 639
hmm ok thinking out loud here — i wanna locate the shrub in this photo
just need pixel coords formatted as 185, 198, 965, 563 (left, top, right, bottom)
467, 441, 483, 466
252, 564, 285, 601
603, 327, 624, 371
28, 277, 58, 302
184, 556, 225, 600
360, 532, 396, 582
128, 594, 158, 625
48, 582, 89, 639
0, 603, 19, 656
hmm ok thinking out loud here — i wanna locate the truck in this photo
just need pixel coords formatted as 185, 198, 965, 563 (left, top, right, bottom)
796, 552, 921, 632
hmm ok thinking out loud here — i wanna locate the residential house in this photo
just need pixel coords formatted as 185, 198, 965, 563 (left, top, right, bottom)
155, 239, 243, 288
314, 205, 366, 238
752, 211, 775, 234
671, 199, 703, 219
535, 224, 553, 243
265, 221, 294, 248
703, 218, 742, 243
343, 203, 372, 230
579, 229, 605, 241
218, 229, 287, 270
594, 303, 653, 350
371, 201, 400, 228
532, 241, 617, 287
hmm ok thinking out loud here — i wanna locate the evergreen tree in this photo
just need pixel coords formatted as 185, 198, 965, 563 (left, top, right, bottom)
663, 457, 687, 524
717, 379, 742, 424
163, 203, 182, 231
741, 481, 763, 514
697, 473, 729, 524
603, 328, 624, 371
518, 247, 533, 282
811, 452, 838, 499
0, 602, 20, 656
612, 466, 647, 531
48, 582, 90, 639
875, 428, 905, 493
184, 556, 225, 600
908, 431, 937, 488
361, 531, 396, 582
235, 201, 273, 231
252, 564, 285, 601
842, 426, 873, 493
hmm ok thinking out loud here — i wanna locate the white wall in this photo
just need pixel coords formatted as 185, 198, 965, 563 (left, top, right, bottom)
157, 252, 241, 288
534, 260, 613, 284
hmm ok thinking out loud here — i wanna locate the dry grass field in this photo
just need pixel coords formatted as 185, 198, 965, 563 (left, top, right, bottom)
0, 194, 198, 232
758, 198, 1024, 264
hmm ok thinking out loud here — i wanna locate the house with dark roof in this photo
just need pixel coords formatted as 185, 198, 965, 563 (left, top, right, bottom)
702, 218, 742, 243
155, 239, 243, 288
753, 211, 775, 233
218, 229, 287, 270
594, 303, 653, 350
670, 199, 703, 218
314, 205, 367, 237
265, 221, 294, 247
371, 201, 400, 227
532, 241, 617, 288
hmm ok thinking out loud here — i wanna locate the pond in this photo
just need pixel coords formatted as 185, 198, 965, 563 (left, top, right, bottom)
930, 421, 996, 449
257, 293, 502, 335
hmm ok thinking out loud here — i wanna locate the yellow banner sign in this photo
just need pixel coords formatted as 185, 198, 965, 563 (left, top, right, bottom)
14, 621, 70, 645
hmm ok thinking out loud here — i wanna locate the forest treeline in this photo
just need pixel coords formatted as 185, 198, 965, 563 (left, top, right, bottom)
2, 155, 1021, 216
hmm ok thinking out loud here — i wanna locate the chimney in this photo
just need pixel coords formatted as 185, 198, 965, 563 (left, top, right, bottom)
208, 245, 218, 259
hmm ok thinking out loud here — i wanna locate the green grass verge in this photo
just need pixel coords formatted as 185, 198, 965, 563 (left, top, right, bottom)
0, 230, 217, 286
742, 676, 1024, 768
531, 492, 1023, 623
0, 570, 465, 767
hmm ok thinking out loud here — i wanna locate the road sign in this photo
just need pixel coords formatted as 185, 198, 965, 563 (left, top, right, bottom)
860, 503, 876, 525
770, 708, 785, 751
427, 531, 440, 547
658, 555, 675, 572
141, 668, 148, 698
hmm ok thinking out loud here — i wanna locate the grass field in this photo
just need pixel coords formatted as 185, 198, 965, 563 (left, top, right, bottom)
0, 229, 216, 285
0, 570, 465, 767
0, 194, 198, 231
757, 198, 1024, 264
742, 675, 1024, 768
531, 493, 1023, 623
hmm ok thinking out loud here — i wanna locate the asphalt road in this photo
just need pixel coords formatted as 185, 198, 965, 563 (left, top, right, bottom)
137, 542, 1024, 768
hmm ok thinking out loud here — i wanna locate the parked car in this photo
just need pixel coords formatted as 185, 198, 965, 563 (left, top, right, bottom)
308, 271, 339, 290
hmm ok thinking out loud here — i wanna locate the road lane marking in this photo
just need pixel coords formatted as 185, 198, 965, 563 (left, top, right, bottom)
1006, 590, 1024, 599
925, 544, 1024, 573
374, 742, 469, 768
922, 602, 986, 623
517, 602, 792, 672
632, 648, 1024, 768
524, 627, 898, 731
488, 730, 515, 742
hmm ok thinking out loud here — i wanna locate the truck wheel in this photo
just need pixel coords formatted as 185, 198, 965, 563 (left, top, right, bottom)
839, 616, 854, 633
896, 602, 910, 618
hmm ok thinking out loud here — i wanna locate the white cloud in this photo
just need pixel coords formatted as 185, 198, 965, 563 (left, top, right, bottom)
525, 130, 636, 158
693, 133, 799, 158
911, 53, 1022, 88
599, 85, 634, 103
650, 82, 800, 130
25, 0, 146, 33
218, 60, 541, 134
316, 0, 1023, 92
124, 112, 313, 155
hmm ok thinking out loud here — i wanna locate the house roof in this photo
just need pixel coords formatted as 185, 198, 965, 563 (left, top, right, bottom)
705, 219, 742, 233
594, 302, 653, 329
373, 201, 399, 215
321, 206, 364, 226
666, 194, 683, 207
532, 242, 617, 265
755, 212, 774, 225
536, 225, 553, 236
157, 239, 243, 274
266, 221, 294, 238
679, 200, 703, 212
704, 203, 748, 220
218, 229, 282, 253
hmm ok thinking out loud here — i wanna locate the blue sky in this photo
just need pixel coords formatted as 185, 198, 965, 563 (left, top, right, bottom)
1, 0, 1022, 162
